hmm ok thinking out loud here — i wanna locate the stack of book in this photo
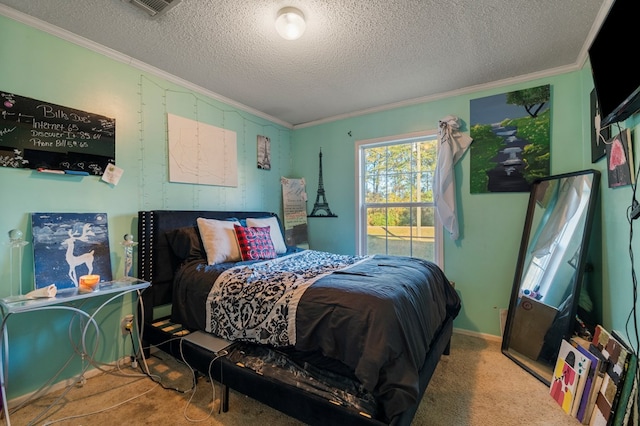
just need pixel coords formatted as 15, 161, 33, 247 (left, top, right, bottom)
549, 325, 638, 425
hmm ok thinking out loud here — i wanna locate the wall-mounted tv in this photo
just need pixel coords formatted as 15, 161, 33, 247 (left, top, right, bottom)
588, 0, 640, 127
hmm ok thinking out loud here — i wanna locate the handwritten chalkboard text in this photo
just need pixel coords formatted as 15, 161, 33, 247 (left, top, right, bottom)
0, 91, 115, 175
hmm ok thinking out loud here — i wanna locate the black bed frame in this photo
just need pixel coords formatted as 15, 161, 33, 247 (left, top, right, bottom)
137, 210, 454, 426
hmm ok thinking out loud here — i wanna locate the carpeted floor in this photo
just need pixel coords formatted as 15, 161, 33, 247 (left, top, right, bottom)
7, 332, 579, 425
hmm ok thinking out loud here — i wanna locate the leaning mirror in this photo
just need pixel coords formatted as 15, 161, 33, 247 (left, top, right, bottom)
502, 169, 601, 386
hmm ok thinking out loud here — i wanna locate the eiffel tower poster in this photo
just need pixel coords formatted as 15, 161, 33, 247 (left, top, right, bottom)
309, 148, 337, 217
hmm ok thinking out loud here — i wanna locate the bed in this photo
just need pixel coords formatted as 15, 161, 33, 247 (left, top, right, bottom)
137, 210, 461, 425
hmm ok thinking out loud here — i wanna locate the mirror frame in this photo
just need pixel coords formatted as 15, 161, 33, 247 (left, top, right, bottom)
501, 169, 601, 386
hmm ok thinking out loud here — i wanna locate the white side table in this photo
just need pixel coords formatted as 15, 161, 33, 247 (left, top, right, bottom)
0, 278, 150, 425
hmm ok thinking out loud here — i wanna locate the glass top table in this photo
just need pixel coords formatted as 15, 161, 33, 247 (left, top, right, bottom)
0, 277, 150, 425
0, 277, 150, 314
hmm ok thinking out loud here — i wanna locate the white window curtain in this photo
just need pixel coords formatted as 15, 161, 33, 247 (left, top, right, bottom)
432, 115, 473, 240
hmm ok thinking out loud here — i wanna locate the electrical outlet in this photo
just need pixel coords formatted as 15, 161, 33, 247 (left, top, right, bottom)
121, 314, 134, 335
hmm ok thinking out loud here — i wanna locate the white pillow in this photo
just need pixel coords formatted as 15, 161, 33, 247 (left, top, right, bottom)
246, 216, 287, 254
196, 217, 241, 265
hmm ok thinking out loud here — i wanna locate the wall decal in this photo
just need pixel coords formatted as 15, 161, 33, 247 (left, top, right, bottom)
308, 148, 337, 217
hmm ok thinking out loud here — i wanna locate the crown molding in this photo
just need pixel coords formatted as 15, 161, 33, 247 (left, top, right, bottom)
0, 4, 293, 130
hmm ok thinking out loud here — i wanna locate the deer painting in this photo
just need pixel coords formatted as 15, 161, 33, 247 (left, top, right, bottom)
63, 223, 95, 287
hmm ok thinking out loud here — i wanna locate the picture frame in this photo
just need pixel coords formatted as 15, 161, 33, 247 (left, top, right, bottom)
469, 84, 551, 193
257, 135, 271, 170
605, 128, 635, 188
31, 213, 113, 290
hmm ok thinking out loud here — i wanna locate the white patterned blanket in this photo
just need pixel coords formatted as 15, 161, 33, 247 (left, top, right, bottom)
205, 250, 368, 346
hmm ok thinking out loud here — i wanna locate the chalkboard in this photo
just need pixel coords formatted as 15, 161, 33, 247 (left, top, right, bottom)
0, 90, 115, 175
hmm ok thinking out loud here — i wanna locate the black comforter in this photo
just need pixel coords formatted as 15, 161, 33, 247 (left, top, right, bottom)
171, 250, 460, 421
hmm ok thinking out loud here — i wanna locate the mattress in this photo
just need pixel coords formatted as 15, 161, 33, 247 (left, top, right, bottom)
170, 250, 460, 420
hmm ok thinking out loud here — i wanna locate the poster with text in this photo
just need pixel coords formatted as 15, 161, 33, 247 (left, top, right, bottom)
281, 177, 309, 248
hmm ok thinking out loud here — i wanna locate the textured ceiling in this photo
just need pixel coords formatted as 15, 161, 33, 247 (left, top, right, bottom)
0, 0, 610, 127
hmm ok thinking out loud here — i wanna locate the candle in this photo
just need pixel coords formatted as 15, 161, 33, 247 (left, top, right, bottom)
79, 274, 100, 291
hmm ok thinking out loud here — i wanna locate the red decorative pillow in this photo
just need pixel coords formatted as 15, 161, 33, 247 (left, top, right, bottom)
233, 225, 277, 261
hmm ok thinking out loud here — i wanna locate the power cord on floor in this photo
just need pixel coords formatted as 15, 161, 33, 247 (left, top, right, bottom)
41, 333, 185, 424
14, 309, 149, 425
41, 380, 161, 425
9, 310, 102, 425
135, 335, 197, 393
9, 292, 167, 426
178, 337, 226, 423
11, 303, 218, 425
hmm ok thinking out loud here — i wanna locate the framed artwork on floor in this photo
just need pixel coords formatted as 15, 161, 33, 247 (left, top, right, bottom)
31, 213, 112, 290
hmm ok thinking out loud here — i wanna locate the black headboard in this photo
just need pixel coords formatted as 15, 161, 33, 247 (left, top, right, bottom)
137, 210, 279, 323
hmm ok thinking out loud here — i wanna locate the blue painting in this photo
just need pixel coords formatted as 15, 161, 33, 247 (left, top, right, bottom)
31, 213, 112, 290
469, 85, 551, 193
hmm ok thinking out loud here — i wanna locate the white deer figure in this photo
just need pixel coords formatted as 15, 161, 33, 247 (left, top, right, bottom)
63, 223, 95, 287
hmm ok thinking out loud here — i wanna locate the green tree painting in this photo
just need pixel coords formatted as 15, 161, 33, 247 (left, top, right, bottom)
469, 85, 551, 193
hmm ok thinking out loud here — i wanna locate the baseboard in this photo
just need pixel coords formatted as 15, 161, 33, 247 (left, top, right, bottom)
7, 356, 132, 409
453, 327, 502, 343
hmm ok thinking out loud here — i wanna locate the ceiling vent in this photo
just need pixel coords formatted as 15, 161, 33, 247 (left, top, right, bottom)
127, 0, 182, 17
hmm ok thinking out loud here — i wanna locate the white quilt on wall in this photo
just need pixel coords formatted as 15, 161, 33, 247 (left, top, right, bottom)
167, 113, 237, 186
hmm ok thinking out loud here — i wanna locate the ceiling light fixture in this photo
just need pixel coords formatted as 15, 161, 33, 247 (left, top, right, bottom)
275, 7, 306, 41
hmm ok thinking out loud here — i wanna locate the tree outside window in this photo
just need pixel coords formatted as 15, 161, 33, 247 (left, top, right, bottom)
356, 132, 441, 264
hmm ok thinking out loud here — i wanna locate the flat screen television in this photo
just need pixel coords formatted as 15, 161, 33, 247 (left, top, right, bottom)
588, 0, 640, 127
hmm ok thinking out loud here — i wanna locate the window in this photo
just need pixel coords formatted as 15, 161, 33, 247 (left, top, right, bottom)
355, 131, 442, 265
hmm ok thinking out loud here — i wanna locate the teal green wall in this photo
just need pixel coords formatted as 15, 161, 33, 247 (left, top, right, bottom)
0, 15, 291, 400
1, 10, 640, 403
294, 72, 639, 341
